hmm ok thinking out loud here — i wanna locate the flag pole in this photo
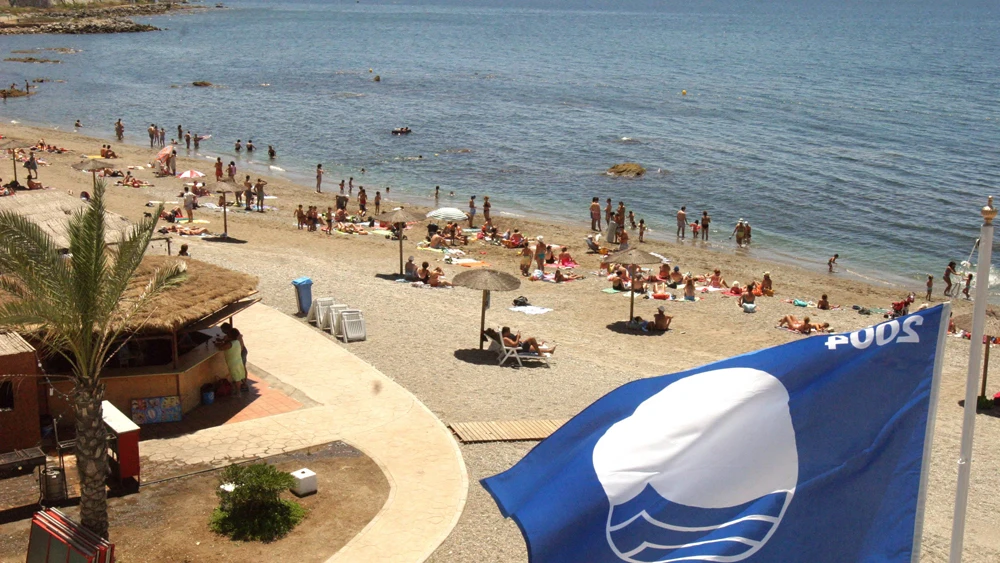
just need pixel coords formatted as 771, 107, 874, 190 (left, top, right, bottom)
912, 301, 951, 562
948, 196, 996, 563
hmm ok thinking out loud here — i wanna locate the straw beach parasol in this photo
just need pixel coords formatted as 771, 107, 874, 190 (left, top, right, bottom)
954, 307, 1000, 399
72, 159, 116, 189
374, 207, 426, 275
452, 269, 521, 349
603, 248, 664, 324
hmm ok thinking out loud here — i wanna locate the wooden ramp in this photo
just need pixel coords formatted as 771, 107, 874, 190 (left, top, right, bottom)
450, 419, 570, 443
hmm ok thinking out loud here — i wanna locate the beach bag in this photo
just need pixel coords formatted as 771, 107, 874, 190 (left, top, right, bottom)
513, 296, 530, 307
742, 303, 757, 314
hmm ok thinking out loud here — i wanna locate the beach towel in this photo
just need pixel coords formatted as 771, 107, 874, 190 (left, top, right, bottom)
223, 341, 246, 383
459, 261, 491, 268
419, 246, 446, 253
602, 288, 623, 294
700, 287, 725, 293
509, 306, 553, 315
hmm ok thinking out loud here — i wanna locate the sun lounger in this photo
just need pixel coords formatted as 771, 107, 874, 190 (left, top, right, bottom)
307, 297, 335, 324
485, 332, 550, 367
339, 309, 367, 342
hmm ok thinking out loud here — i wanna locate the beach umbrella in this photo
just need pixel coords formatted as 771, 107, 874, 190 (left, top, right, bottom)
452, 269, 521, 349
155, 144, 175, 163
373, 207, 426, 275
954, 307, 1000, 399
427, 207, 468, 222
602, 248, 664, 324
176, 169, 206, 179
71, 158, 116, 189
0, 139, 20, 188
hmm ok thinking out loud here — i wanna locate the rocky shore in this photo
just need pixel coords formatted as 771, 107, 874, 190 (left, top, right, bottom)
0, 2, 204, 35
0, 17, 158, 35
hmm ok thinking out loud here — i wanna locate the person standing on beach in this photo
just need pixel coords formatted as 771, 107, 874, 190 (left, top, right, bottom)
616, 201, 626, 226
348, 177, 354, 195
315, 164, 324, 193
169, 150, 177, 175
926, 275, 933, 301
339, 179, 346, 194
590, 197, 602, 231
469, 195, 477, 228
227, 161, 237, 183
828, 253, 839, 273
639, 219, 646, 242
242, 175, 252, 206
254, 178, 267, 212
215, 157, 224, 182
701, 210, 711, 240
374, 191, 382, 215
115, 119, 124, 141
25, 151, 38, 179
182, 186, 196, 223
148, 124, 156, 148
483, 196, 492, 225
605, 198, 613, 226
963, 273, 973, 299
943, 261, 957, 296
676, 206, 687, 239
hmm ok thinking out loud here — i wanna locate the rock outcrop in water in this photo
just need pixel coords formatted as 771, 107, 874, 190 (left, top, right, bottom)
606, 162, 646, 178
0, 17, 159, 35
192, 81, 213, 87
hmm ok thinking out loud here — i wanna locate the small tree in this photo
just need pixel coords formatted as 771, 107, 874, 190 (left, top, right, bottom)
0, 181, 185, 538
210, 463, 305, 542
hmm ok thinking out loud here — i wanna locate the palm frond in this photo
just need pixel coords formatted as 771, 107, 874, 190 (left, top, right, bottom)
0, 209, 73, 306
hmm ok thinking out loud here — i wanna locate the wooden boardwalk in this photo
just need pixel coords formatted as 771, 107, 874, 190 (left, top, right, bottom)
450, 419, 570, 443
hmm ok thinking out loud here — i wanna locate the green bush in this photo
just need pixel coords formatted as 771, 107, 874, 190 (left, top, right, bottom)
209, 463, 305, 542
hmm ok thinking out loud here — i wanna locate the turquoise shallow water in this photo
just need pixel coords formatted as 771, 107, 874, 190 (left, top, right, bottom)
1, 0, 998, 290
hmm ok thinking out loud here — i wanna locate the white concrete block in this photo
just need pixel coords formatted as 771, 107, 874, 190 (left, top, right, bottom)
290, 468, 317, 496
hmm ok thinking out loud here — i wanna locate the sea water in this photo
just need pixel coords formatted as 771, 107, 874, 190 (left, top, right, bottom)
1, 0, 997, 293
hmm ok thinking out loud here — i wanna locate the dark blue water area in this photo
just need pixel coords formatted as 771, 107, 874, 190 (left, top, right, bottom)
1, 0, 997, 290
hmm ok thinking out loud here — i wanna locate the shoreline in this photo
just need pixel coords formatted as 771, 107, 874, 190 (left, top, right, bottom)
0, 114, 921, 296
0, 1, 207, 35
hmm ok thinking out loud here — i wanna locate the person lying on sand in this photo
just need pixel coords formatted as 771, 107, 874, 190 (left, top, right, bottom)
336, 222, 368, 235
428, 267, 452, 287
610, 267, 631, 291
553, 269, 582, 283
778, 315, 829, 334
501, 326, 555, 355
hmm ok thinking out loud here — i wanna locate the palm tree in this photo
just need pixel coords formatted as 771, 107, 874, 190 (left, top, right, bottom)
0, 181, 186, 538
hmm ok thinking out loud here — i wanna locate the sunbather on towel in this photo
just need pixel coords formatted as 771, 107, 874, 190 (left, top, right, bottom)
707, 269, 729, 288
778, 315, 829, 334
429, 267, 452, 287
610, 267, 631, 291
501, 326, 555, 355
430, 233, 448, 249
554, 269, 582, 283
557, 246, 578, 267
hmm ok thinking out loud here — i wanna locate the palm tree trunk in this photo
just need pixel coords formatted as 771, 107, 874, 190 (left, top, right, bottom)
74, 384, 110, 539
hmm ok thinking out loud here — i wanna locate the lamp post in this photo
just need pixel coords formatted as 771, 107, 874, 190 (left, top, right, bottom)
949, 196, 996, 563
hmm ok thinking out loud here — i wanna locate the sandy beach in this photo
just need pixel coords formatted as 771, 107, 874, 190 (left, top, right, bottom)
2, 122, 999, 561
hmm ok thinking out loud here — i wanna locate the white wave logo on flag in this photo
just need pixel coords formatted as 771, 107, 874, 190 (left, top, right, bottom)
593, 368, 798, 562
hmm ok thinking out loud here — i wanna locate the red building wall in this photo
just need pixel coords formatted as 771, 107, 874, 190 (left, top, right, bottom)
0, 350, 42, 453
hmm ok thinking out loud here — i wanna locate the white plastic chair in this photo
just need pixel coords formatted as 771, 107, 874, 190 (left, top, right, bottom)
328, 304, 348, 335
339, 310, 367, 342
307, 297, 335, 324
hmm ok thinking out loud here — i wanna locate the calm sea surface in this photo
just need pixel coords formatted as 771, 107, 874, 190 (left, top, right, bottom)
2, 0, 998, 291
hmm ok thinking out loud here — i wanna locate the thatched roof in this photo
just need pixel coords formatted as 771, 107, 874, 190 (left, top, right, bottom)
0, 190, 130, 251
0, 256, 258, 335
130, 255, 258, 334
0, 332, 34, 357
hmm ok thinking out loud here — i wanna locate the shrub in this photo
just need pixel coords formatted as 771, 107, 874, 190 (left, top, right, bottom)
209, 463, 305, 542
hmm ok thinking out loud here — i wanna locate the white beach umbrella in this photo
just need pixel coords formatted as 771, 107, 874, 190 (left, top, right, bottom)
176, 169, 206, 179
427, 207, 468, 222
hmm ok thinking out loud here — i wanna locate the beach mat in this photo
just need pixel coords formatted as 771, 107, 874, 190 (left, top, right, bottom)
450, 419, 570, 443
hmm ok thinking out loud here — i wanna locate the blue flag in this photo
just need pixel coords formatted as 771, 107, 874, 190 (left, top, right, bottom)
483, 305, 947, 563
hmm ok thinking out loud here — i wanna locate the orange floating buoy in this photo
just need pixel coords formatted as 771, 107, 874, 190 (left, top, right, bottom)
682, 90, 687, 96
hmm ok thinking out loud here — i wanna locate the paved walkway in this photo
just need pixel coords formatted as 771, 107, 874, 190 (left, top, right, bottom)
141, 304, 468, 563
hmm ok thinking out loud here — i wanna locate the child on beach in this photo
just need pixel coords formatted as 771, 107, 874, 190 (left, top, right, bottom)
963, 273, 973, 299
828, 254, 839, 273
374, 191, 382, 215
638, 219, 646, 242
628, 211, 637, 230
926, 275, 933, 301
295, 205, 306, 230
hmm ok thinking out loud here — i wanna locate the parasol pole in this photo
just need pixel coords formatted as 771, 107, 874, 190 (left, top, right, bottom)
480, 290, 489, 349
949, 196, 996, 563
221, 190, 229, 237
398, 223, 405, 275
10, 148, 17, 186
629, 263, 636, 322
982, 343, 991, 399
91, 169, 97, 190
